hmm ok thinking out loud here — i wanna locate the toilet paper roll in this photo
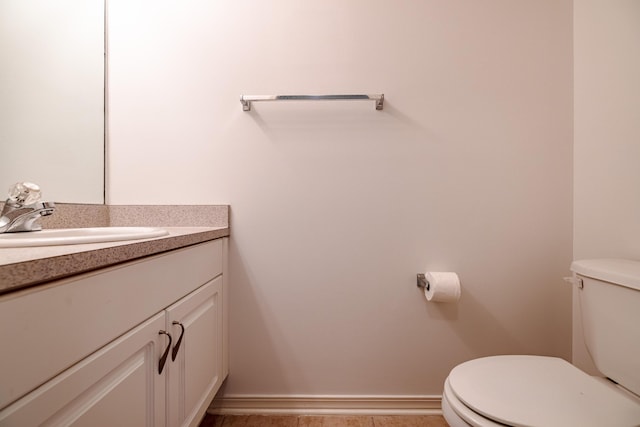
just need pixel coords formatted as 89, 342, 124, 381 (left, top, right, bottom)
424, 272, 461, 302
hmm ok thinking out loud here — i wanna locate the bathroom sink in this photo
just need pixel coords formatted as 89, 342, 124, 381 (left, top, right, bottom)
0, 227, 169, 248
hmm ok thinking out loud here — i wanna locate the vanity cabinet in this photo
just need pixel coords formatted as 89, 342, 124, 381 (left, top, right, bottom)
0, 238, 228, 427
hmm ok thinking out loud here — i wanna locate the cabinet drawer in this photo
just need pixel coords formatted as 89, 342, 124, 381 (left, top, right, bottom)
0, 239, 222, 410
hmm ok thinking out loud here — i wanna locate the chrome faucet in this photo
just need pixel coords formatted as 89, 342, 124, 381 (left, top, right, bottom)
0, 182, 55, 233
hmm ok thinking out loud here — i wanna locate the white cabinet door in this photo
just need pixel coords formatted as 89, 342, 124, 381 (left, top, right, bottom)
0, 313, 167, 427
166, 276, 223, 427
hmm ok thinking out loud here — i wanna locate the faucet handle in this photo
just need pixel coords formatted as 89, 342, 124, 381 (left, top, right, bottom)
7, 182, 42, 206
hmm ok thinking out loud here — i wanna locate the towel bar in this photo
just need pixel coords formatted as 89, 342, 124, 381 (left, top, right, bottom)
240, 94, 384, 111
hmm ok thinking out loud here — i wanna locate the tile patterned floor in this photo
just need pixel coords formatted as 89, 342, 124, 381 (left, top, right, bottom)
199, 414, 449, 427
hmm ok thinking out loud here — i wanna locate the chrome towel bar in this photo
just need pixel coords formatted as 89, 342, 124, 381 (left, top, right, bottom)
240, 94, 384, 111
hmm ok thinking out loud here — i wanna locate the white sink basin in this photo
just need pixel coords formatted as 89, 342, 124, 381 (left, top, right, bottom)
0, 227, 169, 248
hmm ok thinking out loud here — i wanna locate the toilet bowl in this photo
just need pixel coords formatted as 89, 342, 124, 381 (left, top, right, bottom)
442, 355, 640, 427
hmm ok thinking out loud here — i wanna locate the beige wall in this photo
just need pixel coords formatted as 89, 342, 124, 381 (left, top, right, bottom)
107, 1, 573, 397
573, 0, 640, 372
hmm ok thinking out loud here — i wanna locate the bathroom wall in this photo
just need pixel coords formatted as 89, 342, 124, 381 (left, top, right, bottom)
573, 0, 640, 372
107, 0, 573, 399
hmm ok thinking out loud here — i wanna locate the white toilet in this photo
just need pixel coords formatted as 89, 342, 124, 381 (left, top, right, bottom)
442, 259, 640, 427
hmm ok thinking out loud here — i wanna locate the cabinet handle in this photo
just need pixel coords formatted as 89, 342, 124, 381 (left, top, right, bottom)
171, 321, 185, 361
158, 330, 173, 374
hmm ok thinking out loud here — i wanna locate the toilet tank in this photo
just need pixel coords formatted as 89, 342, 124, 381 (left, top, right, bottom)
571, 259, 640, 397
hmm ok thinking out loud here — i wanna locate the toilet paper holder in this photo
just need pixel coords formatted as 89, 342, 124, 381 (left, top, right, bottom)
416, 273, 430, 291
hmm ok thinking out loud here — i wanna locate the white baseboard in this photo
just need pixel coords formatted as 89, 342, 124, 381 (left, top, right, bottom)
208, 394, 443, 416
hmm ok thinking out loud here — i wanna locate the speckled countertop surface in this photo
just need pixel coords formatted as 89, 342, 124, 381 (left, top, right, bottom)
0, 204, 230, 294
0, 227, 229, 294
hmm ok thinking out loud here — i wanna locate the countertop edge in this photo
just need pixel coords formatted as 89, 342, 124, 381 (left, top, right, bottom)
0, 227, 229, 295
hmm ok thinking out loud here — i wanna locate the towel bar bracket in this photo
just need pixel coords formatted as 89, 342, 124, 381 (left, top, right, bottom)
241, 97, 251, 111
375, 94, 384, 110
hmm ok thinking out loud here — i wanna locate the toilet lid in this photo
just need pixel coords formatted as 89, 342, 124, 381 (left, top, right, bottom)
448, 355, 640, 427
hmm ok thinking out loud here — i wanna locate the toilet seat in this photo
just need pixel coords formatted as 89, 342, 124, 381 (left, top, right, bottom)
445, 355, 640, 427
443, 378, 503, 427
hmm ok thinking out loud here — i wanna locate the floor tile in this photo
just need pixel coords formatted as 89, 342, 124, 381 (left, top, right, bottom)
198, 414, 449, 427
373, 415, 449, 427
221, 415, 299, 427
199, 413, 225, 427
299, 415, 375, 427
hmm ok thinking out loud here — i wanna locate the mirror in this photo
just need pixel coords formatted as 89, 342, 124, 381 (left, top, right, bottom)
0, 0, 104, 204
